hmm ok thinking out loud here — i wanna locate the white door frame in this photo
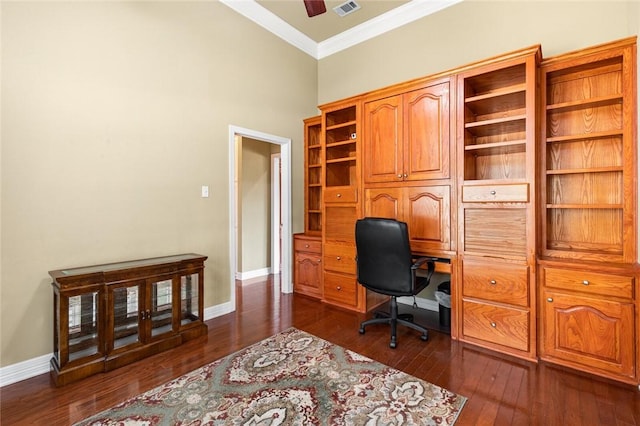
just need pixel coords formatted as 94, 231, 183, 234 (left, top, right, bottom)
228, 125, 292, 311
271, 153, 281, 275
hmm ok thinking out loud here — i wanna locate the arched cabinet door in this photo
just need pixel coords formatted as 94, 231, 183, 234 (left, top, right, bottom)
363, 79, 452, 185
364, 185, 451, 255
541, 290, 635, 380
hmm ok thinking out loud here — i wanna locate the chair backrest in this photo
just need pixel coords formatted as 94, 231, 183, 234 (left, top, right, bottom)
355, 217, 415, 296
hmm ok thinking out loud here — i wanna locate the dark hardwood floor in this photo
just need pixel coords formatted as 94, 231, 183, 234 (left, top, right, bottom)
2, 275, 639, 425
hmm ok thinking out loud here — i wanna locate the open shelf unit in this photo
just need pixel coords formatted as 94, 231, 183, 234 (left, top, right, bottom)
461, 63, 532, 182
324, 105, 358, 188
540, 41, 637, 262
304, 116, 322, 234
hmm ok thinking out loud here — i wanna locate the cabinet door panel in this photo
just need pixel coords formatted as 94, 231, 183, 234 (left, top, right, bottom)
108, 281, 144, 353
364, 96, 403, 183
405, 186, 451, 252
405, 82, 450, 180
294, 252, 322, 297
541, 291, 635, 378
364, 188, 401, 219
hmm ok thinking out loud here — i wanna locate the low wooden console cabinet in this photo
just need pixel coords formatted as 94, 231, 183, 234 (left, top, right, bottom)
49, 253, 208, 386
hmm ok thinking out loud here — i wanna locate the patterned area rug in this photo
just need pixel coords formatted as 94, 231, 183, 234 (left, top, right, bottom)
75, 328, 466, 425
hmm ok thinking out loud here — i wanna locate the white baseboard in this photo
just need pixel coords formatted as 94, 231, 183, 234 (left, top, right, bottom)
0, 353, 52, 388
234, 267, 271, 281
0, 301, 236, 388
397, 296, 440, 312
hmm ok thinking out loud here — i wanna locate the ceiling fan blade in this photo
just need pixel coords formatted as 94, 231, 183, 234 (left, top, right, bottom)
304, 0, 326, 17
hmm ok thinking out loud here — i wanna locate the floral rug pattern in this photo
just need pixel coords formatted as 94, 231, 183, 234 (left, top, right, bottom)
75, 328, 466, 425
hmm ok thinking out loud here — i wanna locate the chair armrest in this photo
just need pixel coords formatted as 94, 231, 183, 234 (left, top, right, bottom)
412, 257, 436, 283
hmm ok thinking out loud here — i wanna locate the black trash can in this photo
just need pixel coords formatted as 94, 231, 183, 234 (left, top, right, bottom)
436, 281, 451, 327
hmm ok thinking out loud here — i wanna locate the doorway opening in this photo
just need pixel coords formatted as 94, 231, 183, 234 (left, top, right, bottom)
228, 125, 292, 312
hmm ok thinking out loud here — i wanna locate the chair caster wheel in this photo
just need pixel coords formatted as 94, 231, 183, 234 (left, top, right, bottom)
421, 334, 428, 341
359, 328, 365, 334
389, 341, 397, 349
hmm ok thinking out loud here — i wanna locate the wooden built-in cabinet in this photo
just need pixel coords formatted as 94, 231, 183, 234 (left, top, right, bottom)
303, 116, 323, 235
539, 261, 637, 384
456, 45, 540, 361
49, 254, 207, 386
293, 117, 323, 299
299, 37, 638, 387
293, 233, 322, 299
538, 37, 638, 385
363, 79, 452, 183
321, 99, 364, 311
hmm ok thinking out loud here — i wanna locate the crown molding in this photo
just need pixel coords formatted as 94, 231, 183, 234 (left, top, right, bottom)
317, 0, 464, 59
221, 0, 463, 60
219, 0, 318, 58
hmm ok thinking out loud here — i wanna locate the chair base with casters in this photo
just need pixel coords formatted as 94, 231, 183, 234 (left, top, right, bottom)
359, 296, 428, 348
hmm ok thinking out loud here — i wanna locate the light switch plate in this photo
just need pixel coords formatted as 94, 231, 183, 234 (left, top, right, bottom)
201, 185, 209, 198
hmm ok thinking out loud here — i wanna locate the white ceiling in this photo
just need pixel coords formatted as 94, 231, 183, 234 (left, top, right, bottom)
220, 0, 463, 59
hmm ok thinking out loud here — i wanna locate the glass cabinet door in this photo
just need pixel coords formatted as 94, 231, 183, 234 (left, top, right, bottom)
150, 278, 174, 337
55, 288, 102, 366
111, 281, 143, 350
180, 273, 201, 326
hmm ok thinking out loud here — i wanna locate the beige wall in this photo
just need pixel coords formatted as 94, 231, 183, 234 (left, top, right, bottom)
318, 1, 639, 104
0, 2, 317, 366
240, 138, 273, 273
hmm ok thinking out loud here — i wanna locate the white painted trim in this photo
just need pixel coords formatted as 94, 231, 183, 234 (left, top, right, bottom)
235, 267, 271, 281
219, 0, 318, 58
271, 153, 281, 275
229, 125, 293, 312
317, 0, 464, 59
219, 0, 463, 59
0, 302, 235, 388
204, 301, 235, 321
0, 353, 52, 387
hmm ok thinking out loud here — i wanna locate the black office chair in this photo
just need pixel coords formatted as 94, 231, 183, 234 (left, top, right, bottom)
355, 217, 435, 348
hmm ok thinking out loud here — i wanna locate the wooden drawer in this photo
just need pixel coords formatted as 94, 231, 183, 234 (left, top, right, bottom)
323, 272, 358, 307
323, 243, 356, 275
462, 183, 529, 203
462, 300, 529, 352
324, 187, 358, 203
542, 267, 634, 299
294, 237, 321, 254
463, 259, 529, 307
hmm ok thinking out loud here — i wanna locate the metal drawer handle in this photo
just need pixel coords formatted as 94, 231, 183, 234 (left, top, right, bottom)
336, 256, 341, 260
489, 280, 497, 285
403, 173, 408, 178
305, 244, 310, 248
582, 280, 590, 286
397, 174, 403, 178
490, 190, 497, 195
547, 297, 553, 302
336, 193, 342, 198
336, 286, 342, 291
490, 322, 496, 328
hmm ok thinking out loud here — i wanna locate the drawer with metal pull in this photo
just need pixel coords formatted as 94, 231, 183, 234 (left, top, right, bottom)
542, 267, 633, 299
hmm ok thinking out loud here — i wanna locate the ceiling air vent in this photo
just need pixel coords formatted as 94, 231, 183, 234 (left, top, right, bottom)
333, 0, 361, 17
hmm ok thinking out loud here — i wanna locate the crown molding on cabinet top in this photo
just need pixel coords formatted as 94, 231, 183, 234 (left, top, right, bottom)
219, 0, 463, 60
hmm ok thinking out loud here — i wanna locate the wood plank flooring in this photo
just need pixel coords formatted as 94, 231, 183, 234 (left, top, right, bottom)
2, 275, 639, 425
